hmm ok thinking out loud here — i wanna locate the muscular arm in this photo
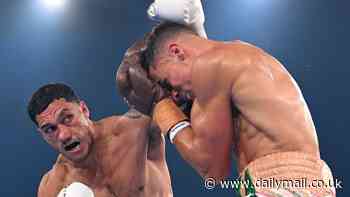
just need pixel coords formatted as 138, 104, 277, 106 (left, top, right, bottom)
172, 41, 318, 178
38, 164, 66, 197
163, 42, 288, 179
121, 110, 166, 162
173, 101, 234, 180
38, 173, 51, 197
147, 121, 166, 162
170, 51, 236, 181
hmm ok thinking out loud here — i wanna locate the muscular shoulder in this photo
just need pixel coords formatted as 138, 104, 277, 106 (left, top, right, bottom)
192, 40, 268, 100
38, 161, 69, 197
191, 46, 227, 98
193, 40, 264, 78
99, 111, 151, 136
220, 40, 268, 69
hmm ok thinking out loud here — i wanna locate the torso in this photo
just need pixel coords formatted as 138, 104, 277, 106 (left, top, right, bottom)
46, 115, 171, 197
190, 40, 320, 172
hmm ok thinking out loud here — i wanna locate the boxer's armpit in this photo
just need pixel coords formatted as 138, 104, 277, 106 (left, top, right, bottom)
147, 123, 166, 161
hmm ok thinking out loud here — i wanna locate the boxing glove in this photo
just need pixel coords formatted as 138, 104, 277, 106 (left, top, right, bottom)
57, 182, 94, 197
147, 0, 207, 38
116, 39, 168, 115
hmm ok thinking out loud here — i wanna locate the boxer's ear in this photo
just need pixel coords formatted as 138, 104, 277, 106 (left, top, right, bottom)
79, 101, 90, 119
169, 43, 185, 61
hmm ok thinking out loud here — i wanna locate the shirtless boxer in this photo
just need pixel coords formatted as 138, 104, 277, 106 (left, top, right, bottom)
27, 83, 172, 197
116, 22, 336, 196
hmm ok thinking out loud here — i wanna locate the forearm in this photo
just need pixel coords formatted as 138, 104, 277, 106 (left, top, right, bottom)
153, 99, 230, 180
176, 129, 232, 180
173, 127, 223, 179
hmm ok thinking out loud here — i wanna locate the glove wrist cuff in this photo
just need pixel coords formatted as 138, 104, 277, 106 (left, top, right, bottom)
152, 98, 188, 135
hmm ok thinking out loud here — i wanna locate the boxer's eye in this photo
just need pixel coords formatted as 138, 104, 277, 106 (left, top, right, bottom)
62, 114, 73, 125
43, 125, 57, 134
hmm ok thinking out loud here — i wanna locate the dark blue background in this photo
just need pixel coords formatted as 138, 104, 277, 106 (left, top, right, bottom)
0, 0, 348, 196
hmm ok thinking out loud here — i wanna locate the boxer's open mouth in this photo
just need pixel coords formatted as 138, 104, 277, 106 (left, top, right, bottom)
64, 141, 80, 152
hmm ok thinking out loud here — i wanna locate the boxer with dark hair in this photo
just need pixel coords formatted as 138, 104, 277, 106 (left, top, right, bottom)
28, 83, 172, 197
116, 22, 336, 196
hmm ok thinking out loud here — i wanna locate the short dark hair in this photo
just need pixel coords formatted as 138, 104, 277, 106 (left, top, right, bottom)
27, 83, 80, 125
142, 22, 196, 71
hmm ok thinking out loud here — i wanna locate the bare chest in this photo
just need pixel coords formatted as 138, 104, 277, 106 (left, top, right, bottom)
62, 139, 147, 196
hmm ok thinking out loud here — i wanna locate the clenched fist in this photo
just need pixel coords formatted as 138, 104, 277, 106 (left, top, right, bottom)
116, 39, 168, 115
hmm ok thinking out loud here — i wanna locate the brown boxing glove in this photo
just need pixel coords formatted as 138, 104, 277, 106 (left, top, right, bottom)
116, 39, 168, 115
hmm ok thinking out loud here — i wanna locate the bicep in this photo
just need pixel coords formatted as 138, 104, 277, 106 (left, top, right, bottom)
38, 173, 62, 197
191, 58, 235, 152
192, 96, 234, 154
38, 173, 49, 197
190, 95, 234, 178
38, 164, 68, 197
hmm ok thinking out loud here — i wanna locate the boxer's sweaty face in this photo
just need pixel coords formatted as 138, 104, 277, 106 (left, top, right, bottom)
36, 99, 93, 162
150, 57, 194, 105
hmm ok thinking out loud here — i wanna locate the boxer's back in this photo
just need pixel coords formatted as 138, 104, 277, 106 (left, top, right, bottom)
190, 40, 320, 171
38, 113, 172, 197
